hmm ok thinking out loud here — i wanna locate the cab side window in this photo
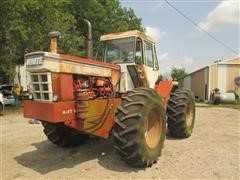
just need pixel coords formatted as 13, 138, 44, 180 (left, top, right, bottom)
135, 38, 143, 64
153, 45, 159, 70
144, 41, 154, 67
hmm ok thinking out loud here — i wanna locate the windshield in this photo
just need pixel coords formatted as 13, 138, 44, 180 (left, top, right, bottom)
97, 37, 135, 64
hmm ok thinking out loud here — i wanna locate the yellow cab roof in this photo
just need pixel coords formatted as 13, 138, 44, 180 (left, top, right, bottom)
100, 30, 155, 43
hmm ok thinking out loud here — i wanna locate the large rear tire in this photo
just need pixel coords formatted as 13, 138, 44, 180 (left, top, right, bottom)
167, 88, 195, 138
113, 87, 166, 167
42, 122, 89, 147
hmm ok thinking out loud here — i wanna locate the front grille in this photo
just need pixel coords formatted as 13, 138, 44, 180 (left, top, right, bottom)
30, 73, 53, 101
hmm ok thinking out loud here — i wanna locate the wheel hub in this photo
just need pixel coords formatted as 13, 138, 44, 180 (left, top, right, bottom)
186, 101, 193, 128
144, 107, 162, 149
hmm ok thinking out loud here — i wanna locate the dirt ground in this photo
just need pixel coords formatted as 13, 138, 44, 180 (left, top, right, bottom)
1, 107, 239, 179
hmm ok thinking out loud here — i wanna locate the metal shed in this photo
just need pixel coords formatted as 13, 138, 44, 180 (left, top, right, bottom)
179, 56, 240, 101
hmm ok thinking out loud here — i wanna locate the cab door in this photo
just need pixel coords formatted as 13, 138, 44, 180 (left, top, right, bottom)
143, 41, 160, 88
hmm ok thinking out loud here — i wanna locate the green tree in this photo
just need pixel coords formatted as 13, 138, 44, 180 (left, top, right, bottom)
171, 66, 188, 81
71, 0, 143, 50
0, 0, 143, 83
155, 74, 163, 85
0, 0, 84, 83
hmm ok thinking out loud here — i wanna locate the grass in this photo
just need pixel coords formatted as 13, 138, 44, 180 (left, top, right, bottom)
236, 98, 240, 105
196, 99, 240, 110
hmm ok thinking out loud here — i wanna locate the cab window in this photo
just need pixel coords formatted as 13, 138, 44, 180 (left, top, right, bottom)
144, 41, 154, 67
135, 38, 143, 64
104, 37, 135, 63
153, 45, 159, 70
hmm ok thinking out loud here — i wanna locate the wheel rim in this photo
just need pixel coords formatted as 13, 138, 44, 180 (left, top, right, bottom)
186, 101, 193, 128
144, 107, 162, 149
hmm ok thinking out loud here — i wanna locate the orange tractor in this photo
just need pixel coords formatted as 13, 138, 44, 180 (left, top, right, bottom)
24, 20, 195, 167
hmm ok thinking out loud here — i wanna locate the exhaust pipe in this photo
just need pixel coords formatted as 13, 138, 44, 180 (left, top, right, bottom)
48, 31, 61, 53
84, 19, 93, 59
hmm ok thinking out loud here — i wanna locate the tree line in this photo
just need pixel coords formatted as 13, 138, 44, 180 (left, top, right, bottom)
0, 0, 143, 83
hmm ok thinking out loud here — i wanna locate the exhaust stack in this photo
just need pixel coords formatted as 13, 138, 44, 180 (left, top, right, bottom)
84, 19, 93, 59
48, 31, 61, 53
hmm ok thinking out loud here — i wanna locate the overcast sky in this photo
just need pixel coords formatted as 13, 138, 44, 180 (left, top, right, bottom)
121, 0, 239, 75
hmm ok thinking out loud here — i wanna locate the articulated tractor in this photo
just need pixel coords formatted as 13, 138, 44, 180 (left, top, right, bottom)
24, 20, 195, 167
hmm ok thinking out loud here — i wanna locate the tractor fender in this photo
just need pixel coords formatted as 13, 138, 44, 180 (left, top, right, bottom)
155, 80, 174, 105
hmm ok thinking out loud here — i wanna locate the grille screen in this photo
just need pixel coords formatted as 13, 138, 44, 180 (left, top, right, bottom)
30, 73, 53, 101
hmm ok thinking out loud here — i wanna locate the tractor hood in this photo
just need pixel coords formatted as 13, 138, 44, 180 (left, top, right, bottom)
24, 51, 120, 78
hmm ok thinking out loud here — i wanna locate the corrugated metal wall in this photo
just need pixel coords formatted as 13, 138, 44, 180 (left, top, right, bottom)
226, 64, 240, 96
209, 64, 218, 92
191, 68, 207, 100
217, 64, 227, 93
183, 75, 191, 89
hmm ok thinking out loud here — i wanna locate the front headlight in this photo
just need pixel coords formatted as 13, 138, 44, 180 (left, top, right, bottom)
52, 94, 59, 102
28, 94, 33, 100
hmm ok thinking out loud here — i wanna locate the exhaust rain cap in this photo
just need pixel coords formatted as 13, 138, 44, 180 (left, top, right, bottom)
48, 31, 61, 53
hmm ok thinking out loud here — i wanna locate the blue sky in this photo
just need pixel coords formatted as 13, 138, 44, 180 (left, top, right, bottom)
120, 0, 239, 75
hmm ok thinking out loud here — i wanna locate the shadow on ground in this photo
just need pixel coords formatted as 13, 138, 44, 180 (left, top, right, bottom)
14, 136, 140, 174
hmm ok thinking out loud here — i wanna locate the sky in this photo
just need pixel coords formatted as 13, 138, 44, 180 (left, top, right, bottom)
120, 0, 239, 75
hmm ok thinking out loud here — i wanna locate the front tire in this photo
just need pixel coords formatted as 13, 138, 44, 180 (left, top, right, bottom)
42, 122, 89, 147
167, 88, 195, 138
113, 87, 166, 167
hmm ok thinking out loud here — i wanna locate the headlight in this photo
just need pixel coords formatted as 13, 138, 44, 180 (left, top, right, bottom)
28, 94, 33, 100
52, 94, 58, 102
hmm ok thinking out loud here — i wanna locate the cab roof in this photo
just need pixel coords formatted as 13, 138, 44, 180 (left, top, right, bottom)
100, 30, 155, 43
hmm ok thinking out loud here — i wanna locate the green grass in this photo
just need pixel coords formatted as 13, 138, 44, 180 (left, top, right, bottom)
236, 98, 240, 105
196, 100, 240, 110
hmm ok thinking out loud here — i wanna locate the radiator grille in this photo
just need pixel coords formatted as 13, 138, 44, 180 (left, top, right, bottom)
30, 73, 53, 101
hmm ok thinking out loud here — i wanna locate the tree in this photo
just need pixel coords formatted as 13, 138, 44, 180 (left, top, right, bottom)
0, 0, 143, 83
70, 0, 143, 51
0, 0, 84, 83
171, 66, 188, 81
155, 75, 163, 85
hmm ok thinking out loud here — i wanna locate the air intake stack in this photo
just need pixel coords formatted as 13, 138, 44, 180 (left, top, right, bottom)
48, 31, 61, 53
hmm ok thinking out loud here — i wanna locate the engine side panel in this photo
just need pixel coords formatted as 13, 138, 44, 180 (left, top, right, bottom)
24, 98, 121, 138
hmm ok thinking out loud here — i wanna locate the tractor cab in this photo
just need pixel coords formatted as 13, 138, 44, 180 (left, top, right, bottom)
98, 30, 160, 91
